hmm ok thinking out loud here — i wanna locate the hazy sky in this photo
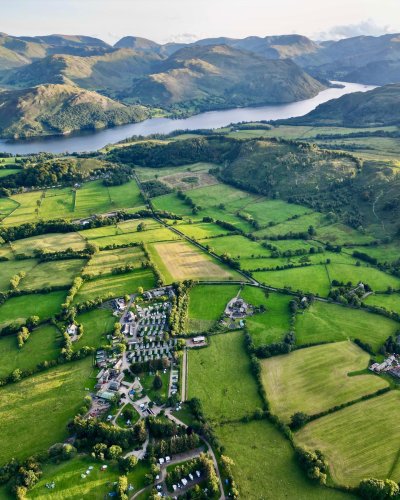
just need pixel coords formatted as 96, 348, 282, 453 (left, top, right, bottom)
3, 0, 400, 44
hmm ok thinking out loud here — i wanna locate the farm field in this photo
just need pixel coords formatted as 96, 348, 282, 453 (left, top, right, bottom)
295, 391, 400, 486
261, 341, 388, 421
239, 198, 310, 226
28, 456, 150, 500
188, 331, 262, 422
240, 288, 292, 346
348, 243, 400, 264
74, 268, 155, 303
148, 240, 240, 282
0, 358, 93, 465
135, 161, 215, 182
0, 168, 19, 178
0, 197, 19, 222
175, 221, 232, 240
0, 324, 61, 378
74, 309, 116, 350
216, 420, 353, 500
0, 259, 38, 291
187, 284, 240, 332
152, 192, 195, 217
200, 235, 271, 259
11, 232, 86, 256
364, 293, 400, 314
327, 262, 400, 291
85, 246, 147, 276
254, 212, 325, 238
0, 291, 66, 330
1, 191, 43, 226
20, 259, 86, 291
295, 301, 399, 351
253, 265, 331, 296
315, 223, 375, 245
188, 183, 256, 210
83, 225, 178, 248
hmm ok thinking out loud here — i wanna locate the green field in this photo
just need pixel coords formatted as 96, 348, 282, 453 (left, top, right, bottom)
254, 265, 331, 296
261, 341, 388, 422
0, 358, 93, 465
240, 288, 292, 346
240, 198, 310, 226
26, 456, 149, 500
201, 235, 271, 260
188, 331, 262, 422
0, 324, 62, 379
296, 391, 400, 486
216, 420, 353, 500
254, 212, 324, 238
175, 221, 233, 240
187, 284, 240, 331
327, 263, 400, 291
21, 259, 86, 291
0, 259, 38, 291
0, 291, 66, 330
74, 309, 116, 350
364, 293, 400, 314
11, 232, 86, 257
74, 268, 155, 303
85, 246, 147, 276
295, 301, 399, 351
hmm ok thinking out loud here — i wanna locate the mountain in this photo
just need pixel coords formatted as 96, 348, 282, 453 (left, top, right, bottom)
114, 36, 162, 53
156, 34, 321, 59
0, 84, 149, 139
297, 33, 400, 85
281, 84, 400, 127
0, 33, 114, 72
1, 49, 163, 92
129, 44, 325, 110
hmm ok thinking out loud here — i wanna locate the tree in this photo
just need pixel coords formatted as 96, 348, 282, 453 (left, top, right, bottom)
92, 443, 108, 461
153, 373, 163, 390
359, 478, 399, 499
137, 222, 146, 232
26, 316, 39, 329
137, 286, 144, 295
11, 368, 22, 382
108, 445, 123, 460
116, 475, 128, 500
290, 412, 310, 430
118, 455, 138, 473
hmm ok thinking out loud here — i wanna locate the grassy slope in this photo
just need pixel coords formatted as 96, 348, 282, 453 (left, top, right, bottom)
0, 291, 66, 330
295, 301, 398, 352
216, 420, 353, 500
187, 284, 240, 332
0, 324, 62, 379
295, 391, 400, 486
188, 331, 262, 422
0, 358, 93, 465
240, 288, 292, 346
261, 341, 388, 421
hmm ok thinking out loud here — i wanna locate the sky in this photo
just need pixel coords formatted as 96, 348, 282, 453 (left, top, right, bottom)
2, 0, 400, 45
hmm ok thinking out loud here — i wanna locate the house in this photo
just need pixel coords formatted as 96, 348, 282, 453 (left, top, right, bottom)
181, 478, 188, 486
67, 324, 77, 336
193, 336, 206, 344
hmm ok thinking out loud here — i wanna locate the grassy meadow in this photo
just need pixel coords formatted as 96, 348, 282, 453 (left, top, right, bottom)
261, 341, 388, 421
0, 358, 94, 465
295, 301, 398, 351
296, 391, 400, 486
188, 331, 262, 422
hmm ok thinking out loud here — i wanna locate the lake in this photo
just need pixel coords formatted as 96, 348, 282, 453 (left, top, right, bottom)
0, 81, 375, 154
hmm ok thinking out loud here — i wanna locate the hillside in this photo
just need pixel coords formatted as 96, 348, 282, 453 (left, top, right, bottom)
0, 84, 149, 139
281, 84, 400, 127
297, 33, 400, 85
1, 49, 163, 92
129, 44, 325, 110
0, 32, 113, 72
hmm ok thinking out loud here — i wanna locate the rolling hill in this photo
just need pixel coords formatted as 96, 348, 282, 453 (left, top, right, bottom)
1, 49, 163, 92
0, 84, 149, 139
297, 33, 400, 85
129, 44, 325, 110
281, 84, 400, 127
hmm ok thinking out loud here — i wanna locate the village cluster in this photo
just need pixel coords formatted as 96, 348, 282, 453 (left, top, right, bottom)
369, 354, 400, 378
